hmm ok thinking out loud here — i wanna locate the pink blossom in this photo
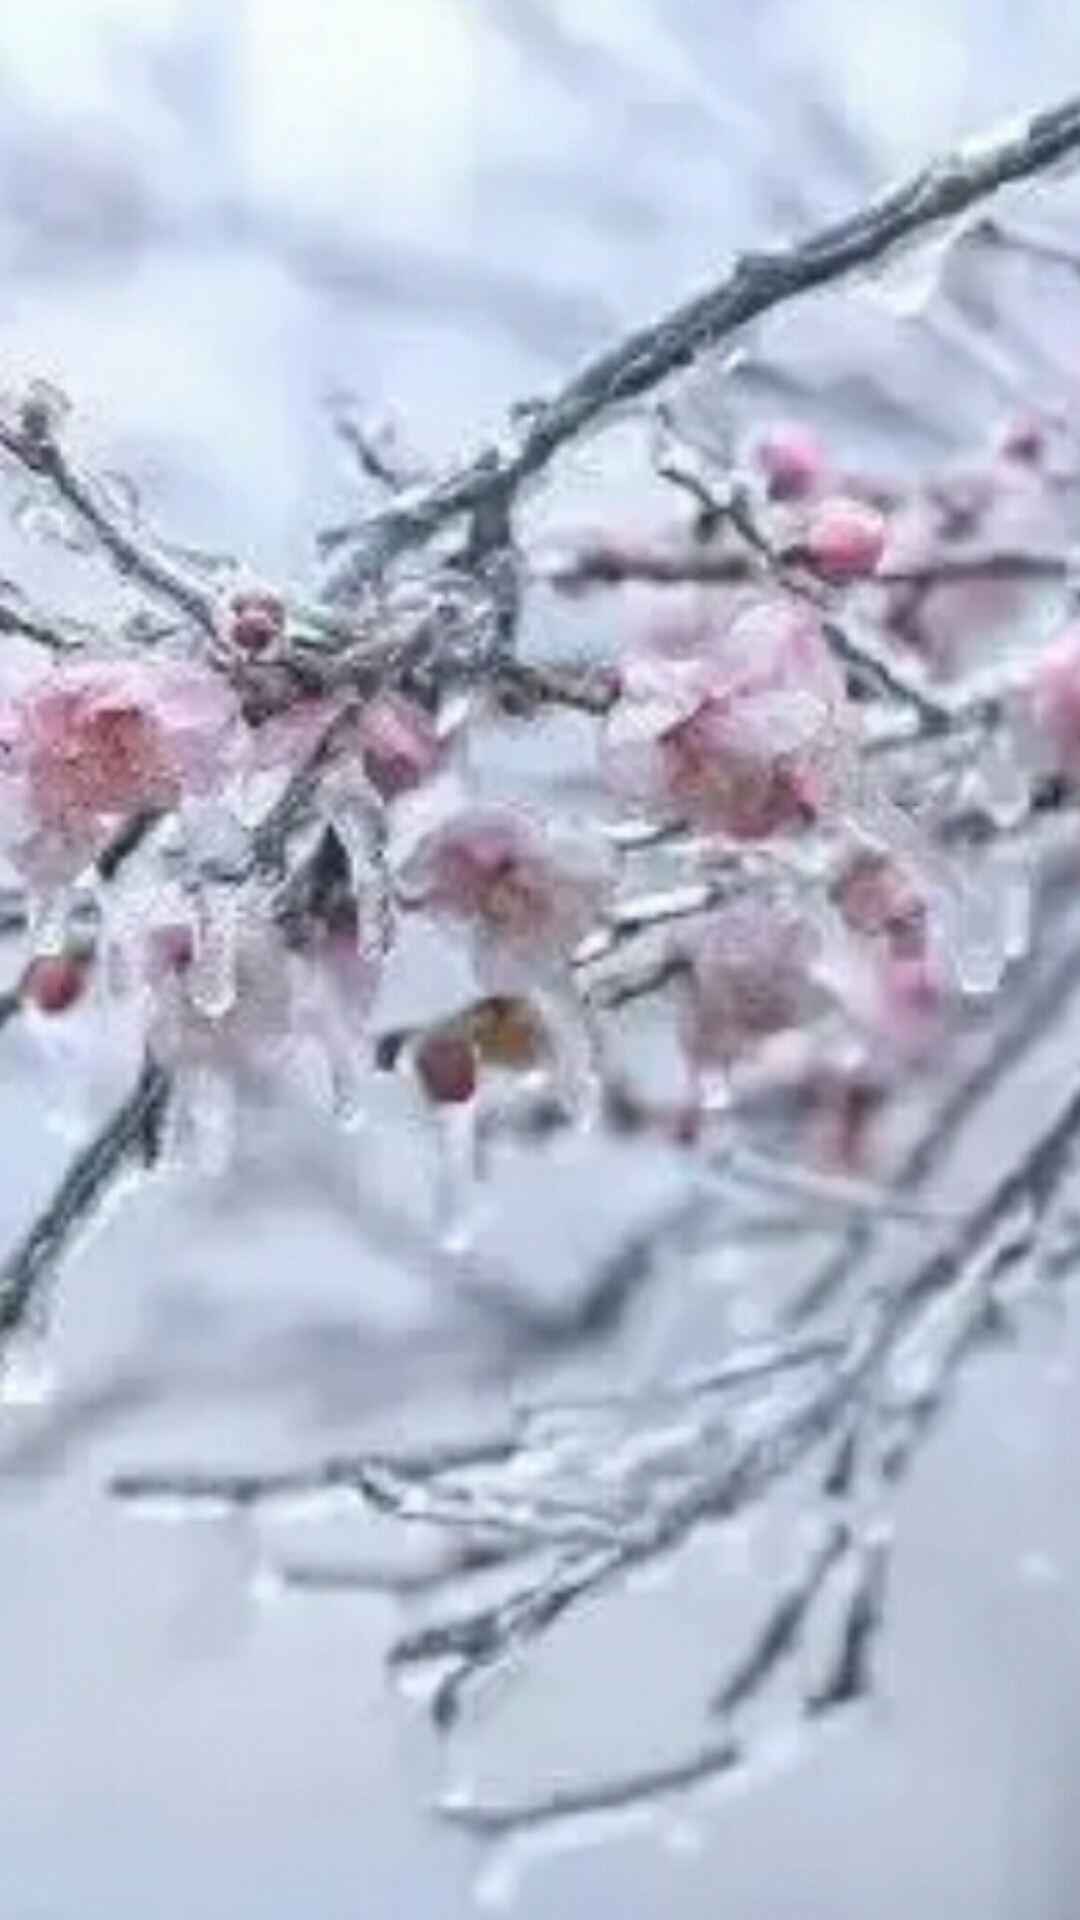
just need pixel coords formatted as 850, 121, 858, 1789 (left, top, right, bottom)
1025, 621, 1080, 778
800, 495, 887, 580
358, 691, 443, 800
677, 900, 819, 1069
832, 850, 927, 957
399, 808, 609, 966
0, 659, 239, 880
604, 596, 847, 840
754, 423, 828, 502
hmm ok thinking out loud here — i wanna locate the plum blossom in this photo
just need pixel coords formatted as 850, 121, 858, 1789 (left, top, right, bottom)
604, 595, 848, 840
399, 807, 610, 973
0, 659, 239, 883
357, 690, 443, 801
676, 899, 821, 1072
753, 423, 828, 502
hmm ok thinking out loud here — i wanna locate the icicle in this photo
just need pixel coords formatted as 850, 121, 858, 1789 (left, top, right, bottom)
189, 885, 240, 1020
429, 1096, 483, 1255
843, 762, 1008, 997
26, 883, 72, 958
536, 967, 606, 1134
167, 1063, 237, 1178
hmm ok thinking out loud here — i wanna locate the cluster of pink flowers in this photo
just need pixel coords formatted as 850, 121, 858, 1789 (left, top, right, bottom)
604, 593, 848, 840
4, 392, 1077, 1177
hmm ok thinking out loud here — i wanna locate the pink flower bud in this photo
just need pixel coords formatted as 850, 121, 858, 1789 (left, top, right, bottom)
804, 1067, 883, 1176
414, 1029, 478, 1106
754, 423, 827, 502
146, 922, 196, 980
802, 496, 887, 580
359, 692, 442, 801
1027, 621, 1080, 778
872, 949, 944, 1061
226, 589, 286, 657
23, 952, 87, 1015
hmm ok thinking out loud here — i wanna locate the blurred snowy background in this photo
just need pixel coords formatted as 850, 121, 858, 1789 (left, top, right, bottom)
2, 2, 1080, 1916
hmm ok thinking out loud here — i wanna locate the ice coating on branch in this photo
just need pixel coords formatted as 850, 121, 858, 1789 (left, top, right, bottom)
843, 776, 1010, 998
398, 807, 611, 972
604, 595, 848, 840
0, 659, 239, 883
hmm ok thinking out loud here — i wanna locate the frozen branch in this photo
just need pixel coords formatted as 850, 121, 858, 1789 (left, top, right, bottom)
325, 94, 1080, 589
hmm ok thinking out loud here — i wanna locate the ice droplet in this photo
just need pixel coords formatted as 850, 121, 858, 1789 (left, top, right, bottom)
0, 1323, 57, 1407
27, 885, 71, 958
474, 1843, 523, 1911
662, 1815, 704, 1860
431, 1099, 483, 1254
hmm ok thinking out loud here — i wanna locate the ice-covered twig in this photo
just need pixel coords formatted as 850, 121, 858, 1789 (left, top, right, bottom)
325, 94, 1080, 590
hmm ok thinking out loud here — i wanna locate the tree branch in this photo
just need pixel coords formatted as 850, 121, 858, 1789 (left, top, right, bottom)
325, 94, 1080, 590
